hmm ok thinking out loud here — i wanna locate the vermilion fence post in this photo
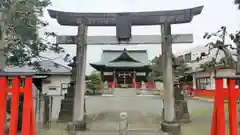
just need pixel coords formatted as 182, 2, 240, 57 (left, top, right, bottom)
0, 73, 36, 135
9, 77, 20, 135
0, 77, 8, 135
22, 77, 31, 135
27, 77, 36, 135
227, 79, 238, 135
211, 78, 225, 135
22, 76, 36, 135
217, 78, 226, 135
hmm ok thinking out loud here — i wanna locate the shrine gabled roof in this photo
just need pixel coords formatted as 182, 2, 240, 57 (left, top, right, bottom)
90, 48, 150, 68
110, 48, 140, 62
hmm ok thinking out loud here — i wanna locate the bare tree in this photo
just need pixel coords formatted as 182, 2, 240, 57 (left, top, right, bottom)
201, 26, 237, 67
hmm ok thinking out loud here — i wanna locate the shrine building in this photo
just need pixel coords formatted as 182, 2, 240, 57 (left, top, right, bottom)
90, 48, 152, 88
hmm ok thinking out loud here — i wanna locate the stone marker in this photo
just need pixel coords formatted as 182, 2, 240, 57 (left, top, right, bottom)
119, 112, 128, 135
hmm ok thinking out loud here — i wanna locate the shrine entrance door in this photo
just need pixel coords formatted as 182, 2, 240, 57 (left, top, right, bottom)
116, 71, 133, 88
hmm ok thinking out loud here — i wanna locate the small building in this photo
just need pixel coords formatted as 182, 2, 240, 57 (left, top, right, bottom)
4, 60, 71, 120
192, 65, 237, 90
90, 48, 152, 88
176, 45, 239, 91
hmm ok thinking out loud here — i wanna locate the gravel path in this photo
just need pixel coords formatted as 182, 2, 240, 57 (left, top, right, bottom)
38, 88, 234, 135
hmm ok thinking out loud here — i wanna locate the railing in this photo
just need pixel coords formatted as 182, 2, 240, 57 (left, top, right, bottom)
211, 77, 240, 135
189, 88, 240, 99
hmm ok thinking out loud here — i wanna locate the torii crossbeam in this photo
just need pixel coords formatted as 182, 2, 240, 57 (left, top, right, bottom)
56, 34, 193, 45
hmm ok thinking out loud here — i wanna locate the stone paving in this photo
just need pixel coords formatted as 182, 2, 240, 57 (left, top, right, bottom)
37, 88, 239, 135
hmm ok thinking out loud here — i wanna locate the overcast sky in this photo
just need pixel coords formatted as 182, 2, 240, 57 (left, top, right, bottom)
40, 0, 240, 74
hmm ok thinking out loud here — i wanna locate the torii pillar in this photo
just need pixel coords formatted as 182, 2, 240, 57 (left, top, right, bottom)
48, 6, 203, 133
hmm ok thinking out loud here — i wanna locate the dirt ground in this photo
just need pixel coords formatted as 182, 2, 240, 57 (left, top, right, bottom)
37, 90, 240, 135
37, 102, 240, 135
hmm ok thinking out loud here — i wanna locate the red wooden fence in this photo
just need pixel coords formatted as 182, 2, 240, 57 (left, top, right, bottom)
1, 73, 238, 135
0, 73, 36, 135
194, 77, 240, 135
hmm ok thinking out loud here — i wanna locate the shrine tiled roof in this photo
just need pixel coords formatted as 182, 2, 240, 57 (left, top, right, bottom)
4, 60, 71, 75
110, 50, 140, 63
90, 48, 150, 69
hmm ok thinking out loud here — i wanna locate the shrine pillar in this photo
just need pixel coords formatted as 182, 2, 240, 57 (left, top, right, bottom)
113, 70, 116, 88
192, 73, 196, 89
132, 71, 136, 88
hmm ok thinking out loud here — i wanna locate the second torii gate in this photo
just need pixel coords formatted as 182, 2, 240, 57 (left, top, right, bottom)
48, 6, 203, 135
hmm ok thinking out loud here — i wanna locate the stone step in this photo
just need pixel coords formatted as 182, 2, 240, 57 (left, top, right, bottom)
114, 88, 137, 97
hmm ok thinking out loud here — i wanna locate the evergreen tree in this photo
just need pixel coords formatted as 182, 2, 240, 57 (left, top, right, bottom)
149, 54, 190, 81
87, 72, 103, 94
0, 0, 64, 71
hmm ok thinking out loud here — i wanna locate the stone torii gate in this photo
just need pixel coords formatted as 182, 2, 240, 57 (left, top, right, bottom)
48, 6, 203, 134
